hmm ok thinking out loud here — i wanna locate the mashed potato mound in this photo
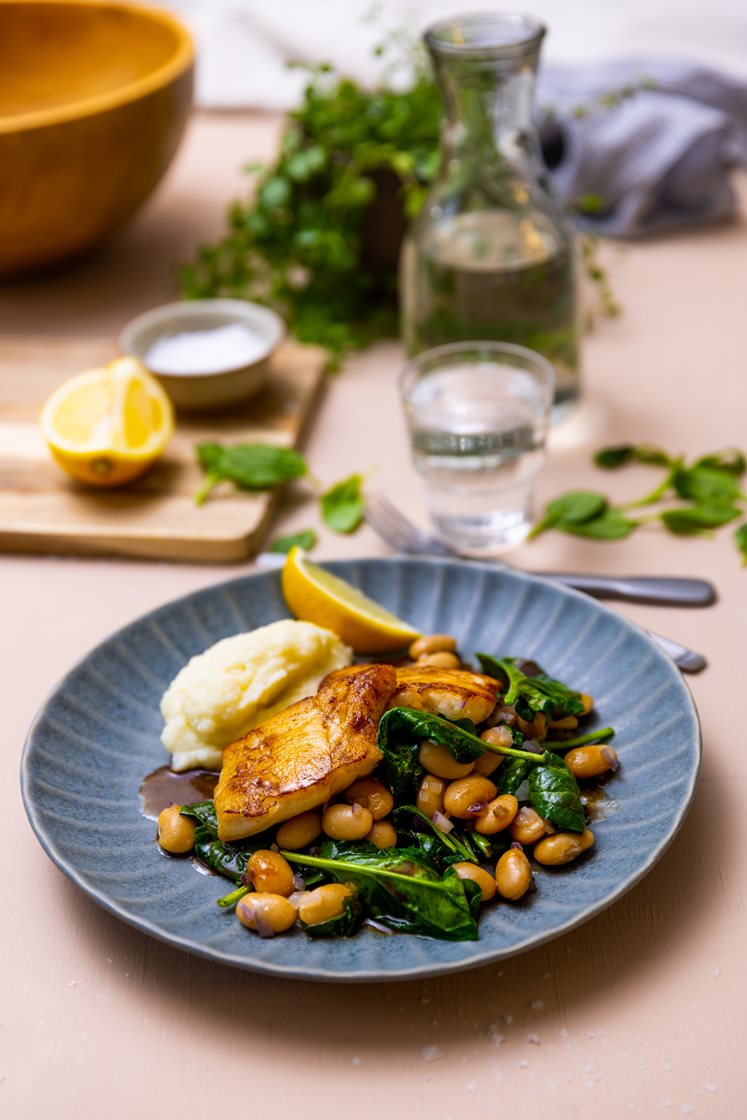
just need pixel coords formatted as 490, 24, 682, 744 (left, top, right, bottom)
160, 620, 353, 771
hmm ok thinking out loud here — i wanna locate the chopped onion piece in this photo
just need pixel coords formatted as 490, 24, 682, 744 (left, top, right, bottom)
432, 810, 454, 834
524, 739, 543, 754
514, 779, 530, 802
253, 902, 275, 939
292, 873, 306, 891
602, 747, 619, 772
363, 918, 394, 935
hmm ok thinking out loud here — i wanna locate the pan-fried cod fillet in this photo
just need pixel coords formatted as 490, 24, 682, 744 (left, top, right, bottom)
215, 661, 499, 841
215, 662, 397, 841
389, 666, 499, 724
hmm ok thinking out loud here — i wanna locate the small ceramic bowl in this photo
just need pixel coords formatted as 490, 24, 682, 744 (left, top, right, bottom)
119, 299, 285, 411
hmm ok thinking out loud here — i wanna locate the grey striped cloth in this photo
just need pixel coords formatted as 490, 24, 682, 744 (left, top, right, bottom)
538, 58, 747, 237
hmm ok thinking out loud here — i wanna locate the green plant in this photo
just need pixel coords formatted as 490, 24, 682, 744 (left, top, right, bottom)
180, 57, 441, 367
180, 49, 619, 366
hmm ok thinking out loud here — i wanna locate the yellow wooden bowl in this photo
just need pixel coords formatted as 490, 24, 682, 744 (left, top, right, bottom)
0, 0, 194, 275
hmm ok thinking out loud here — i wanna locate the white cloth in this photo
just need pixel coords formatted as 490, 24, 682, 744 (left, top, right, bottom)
154, 2, 747, 235
154, 0, 747, 110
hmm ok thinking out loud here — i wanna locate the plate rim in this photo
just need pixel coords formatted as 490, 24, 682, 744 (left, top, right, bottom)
20, 556, 702, 983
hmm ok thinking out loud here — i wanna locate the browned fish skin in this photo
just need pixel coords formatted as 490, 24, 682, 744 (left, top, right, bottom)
214, 662, 396, 841
389, 666, 499, 725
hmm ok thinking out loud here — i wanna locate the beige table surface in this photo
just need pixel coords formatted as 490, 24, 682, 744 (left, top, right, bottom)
3, 113, 746, 1119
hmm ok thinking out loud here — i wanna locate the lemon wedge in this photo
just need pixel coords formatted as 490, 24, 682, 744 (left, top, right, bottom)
39, 356, 174, 487
281, 546, 421, 653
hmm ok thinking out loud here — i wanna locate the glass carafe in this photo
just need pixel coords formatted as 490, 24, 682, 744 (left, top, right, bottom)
401, 12, 580, 413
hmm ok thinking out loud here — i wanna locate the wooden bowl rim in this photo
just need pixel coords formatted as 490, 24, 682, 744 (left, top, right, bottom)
0, 0, 194, 134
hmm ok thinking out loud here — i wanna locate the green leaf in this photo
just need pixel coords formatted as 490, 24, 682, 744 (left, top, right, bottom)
193, 834, 252, 882
259, 176, 292, 209
528, 491, 607, 538
286, 145, 326, 183
386, 708, 540, 763
498, 758, 530, 796
528, 756, 586, 832
694, 449, 746, 476
268, 529, 318, 553
377, 707, 547, 802
593, 445, 635, 469
374, 710, 429, 802
180, 801, 278, 884
320, 473, 365, 533
379, 707, 483, 765
407, 829, 469, 871
574, 193, 606, 215
194, 442, 223, 476
179, 800, 218, 835
301, 893, 364, 938
375, 735, 423, 803
660, 505, 741, 536
735, 523, 747, 565
477, 655, 585, 719
392, 805, 477, 866
593, 442, 673, 470
560, 508, 637, 540
282, 841, 480, 941
671, 466, 743, 506
629, 444, 674, 467
194, 442, 307, 504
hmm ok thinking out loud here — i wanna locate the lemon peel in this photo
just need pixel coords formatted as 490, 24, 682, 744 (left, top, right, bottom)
39, 356, 174, 487
281, 547, 421, 653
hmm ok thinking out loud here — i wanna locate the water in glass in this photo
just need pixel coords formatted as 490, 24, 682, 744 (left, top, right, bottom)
405, 357, 550, 553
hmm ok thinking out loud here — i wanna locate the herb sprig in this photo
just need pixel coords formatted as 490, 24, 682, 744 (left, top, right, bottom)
180, 57, 441, 366
180, 47, 620, 366
530, 444, 747, 562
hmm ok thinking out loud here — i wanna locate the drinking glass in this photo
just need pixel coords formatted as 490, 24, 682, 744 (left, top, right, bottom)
400, 341, 555, 553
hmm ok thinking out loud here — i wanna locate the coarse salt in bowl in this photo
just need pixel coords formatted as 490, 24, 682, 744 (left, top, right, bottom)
119, 299, 285, 411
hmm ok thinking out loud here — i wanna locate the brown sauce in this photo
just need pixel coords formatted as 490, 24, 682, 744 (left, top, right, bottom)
139, 765, 219, 821
580, 783, 620, 822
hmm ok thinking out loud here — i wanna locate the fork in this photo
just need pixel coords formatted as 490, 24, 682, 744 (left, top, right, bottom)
364, 493, 708, 673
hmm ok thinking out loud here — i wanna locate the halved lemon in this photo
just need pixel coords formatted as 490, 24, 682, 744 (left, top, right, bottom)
281, 546, 421, 653
39, 356, 174, 487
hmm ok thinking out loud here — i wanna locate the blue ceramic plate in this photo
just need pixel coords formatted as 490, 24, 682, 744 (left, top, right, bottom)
21, 558, 700, 982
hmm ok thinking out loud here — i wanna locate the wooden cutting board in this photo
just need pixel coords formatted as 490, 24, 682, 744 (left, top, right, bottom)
0, 335, 326, 561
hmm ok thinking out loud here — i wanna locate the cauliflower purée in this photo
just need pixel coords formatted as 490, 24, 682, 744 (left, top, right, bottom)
160, 620, 353, 771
